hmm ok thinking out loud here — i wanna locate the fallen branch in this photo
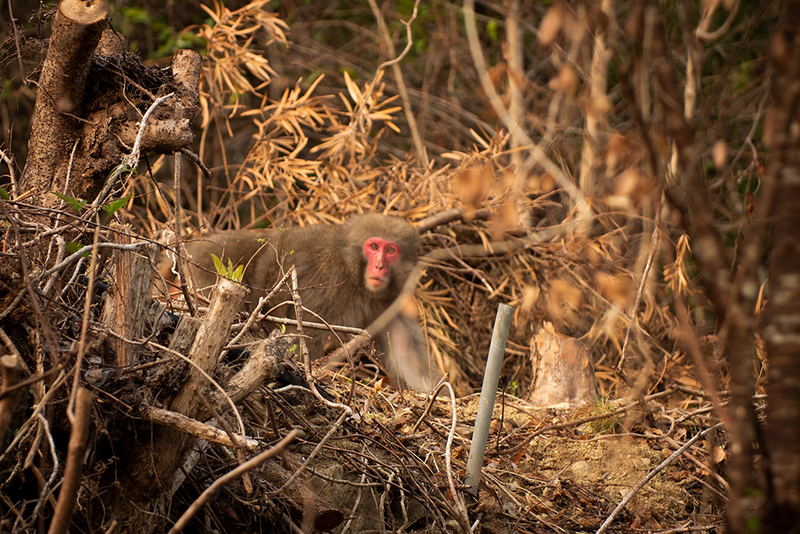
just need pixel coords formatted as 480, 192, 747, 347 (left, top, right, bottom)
141, 405, 260, 451
168, 429, 300, 534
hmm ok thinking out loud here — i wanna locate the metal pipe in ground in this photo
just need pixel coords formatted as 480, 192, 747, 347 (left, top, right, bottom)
464, 303, 515, 495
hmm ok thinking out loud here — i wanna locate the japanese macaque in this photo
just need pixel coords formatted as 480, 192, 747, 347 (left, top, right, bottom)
160, 214, 442, 393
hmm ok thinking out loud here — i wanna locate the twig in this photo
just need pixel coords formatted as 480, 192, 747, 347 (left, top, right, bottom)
368, 0, 427, 167
88, 92, 176, 213
141, 405, 260, 451
145, 341, 247, 437
0, 200, 60, 365
696, 0, 741, 41
494, 388, 677, 455
123, 92, 175, 169
673, 297, 732, 431
172, 151, 197, 316
442, 381, 472, 533
462, 0, 592, 228
41, 235, 67, 298
410, 375, 448, 434
6, 1, 25, 88
29, 413, 60, 530
68, 213, 101, 423
0, 370, 67, 464
196, 393, 253, 493
179, 147, 212, 182
268, 410, 349, 496
225, 267, 294, 350
0, 147, 17, 198
48, 388, 92, 534
168, 429, 299, 534
257, 314, 364, 335
0, 241, 151, 321
288, 269, 354, 411
50, 140, 80, 239
594, 423, 723, 534
616, 223, 661, 377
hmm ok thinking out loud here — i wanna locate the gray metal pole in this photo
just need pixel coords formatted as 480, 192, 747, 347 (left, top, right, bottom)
464, 303, 515, 495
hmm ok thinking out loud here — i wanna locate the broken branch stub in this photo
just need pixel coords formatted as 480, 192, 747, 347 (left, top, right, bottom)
100, 224, 159, 369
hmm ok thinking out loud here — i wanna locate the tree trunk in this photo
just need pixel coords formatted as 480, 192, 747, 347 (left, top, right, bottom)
762, 2, 800, 530
18, 0, 200, 235
19, 0, 108, 211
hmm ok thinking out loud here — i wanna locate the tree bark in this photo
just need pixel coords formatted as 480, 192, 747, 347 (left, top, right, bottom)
101, 224, 159, 369
20, 0, 108, 210
762, 1, 800, 530
18, 0, 201, 231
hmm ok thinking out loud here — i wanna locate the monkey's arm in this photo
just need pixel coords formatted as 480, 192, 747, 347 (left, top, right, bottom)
380, 313, 442, 393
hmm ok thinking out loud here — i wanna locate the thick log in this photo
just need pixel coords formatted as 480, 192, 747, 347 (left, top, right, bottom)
208, 332, 288, 411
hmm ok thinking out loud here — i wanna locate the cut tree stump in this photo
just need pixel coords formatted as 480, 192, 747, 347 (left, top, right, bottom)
528, 321, 597, 407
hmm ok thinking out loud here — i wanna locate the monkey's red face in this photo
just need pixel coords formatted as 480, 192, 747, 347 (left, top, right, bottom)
363, 237, 401, 291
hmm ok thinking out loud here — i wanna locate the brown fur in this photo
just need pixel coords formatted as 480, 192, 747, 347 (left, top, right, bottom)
160, 214, 441, 392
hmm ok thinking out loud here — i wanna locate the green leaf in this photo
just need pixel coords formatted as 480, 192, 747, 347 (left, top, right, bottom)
487, 20, 499, 43
52, 192, 87, 213
229, 264, 244, 282
120, 6, 150, 25
66, 241, 90, 259
210, 254, 244, 282
211, 253, 225, 275
102, 195, 132, 217
0, 187, 8, 200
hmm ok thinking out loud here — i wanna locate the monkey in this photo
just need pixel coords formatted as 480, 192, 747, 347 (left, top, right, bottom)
159, 214, 442, 393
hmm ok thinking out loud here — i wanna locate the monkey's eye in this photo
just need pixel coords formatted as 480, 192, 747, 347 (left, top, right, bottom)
386, 246, 396, 255
370, 242, 380, 250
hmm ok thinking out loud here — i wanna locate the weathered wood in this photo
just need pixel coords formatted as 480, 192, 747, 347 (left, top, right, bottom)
169, 314, 202, 353
111, 277, 246, 532
0, 354, 30, 444
169, 49, 202, 120
101, 225, 159, 368
141, 405, 260, 451
169, 278, 247, 417
208, 332, 288, 410
20, 0, 108, 210
528, 321, 597, 407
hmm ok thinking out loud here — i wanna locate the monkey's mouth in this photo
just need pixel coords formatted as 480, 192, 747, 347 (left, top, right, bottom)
367, 276, 387, 289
